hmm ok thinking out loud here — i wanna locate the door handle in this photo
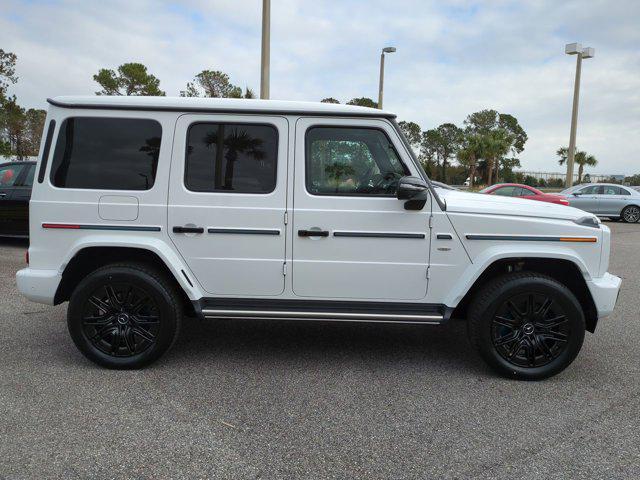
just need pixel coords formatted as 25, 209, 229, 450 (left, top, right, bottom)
298, 229, 329, 237
0, 193, 6, 197
173, 226, 204, 234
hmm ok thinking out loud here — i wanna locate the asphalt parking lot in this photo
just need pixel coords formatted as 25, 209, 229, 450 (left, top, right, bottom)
1, 222, 639, 480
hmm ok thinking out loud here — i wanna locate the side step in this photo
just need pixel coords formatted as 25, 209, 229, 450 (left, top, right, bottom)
196, 298, 450, 325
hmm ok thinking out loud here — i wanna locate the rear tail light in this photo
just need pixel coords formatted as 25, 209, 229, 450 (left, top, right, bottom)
25, 249, 29, 265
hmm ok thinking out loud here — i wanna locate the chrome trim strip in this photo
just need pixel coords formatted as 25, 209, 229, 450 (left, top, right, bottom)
42, 223, 161, 232
208, 228, 280, 235
333, 231, 425, 239
201, 309, 443, 323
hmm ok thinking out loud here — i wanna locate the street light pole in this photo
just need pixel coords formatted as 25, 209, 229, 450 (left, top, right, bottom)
377, 47, 396, 109
564, 43, 594, 187
260, 0, 270, 100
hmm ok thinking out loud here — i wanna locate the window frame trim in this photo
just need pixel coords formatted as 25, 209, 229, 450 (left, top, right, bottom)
183, 120, 280, 195
303, 124, 410, 198
48, 116, 163, 192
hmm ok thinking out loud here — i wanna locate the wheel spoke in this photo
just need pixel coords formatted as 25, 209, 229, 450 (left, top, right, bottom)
111, 327, 122, 354
123, 326, 136, 354
83, 314, 114, 326
88, 295, 112, 313
105, 285, 121, 309
540, 331, 568, 343
534, 334, 554, 360
494, 315, 519, 330
506, 301, 524, 321
537, 297, 553, 318
525, 338, 536, 367
494, 331, 520, 347
91, 323, 117, 343
526, 294, 534, 316
507, 338, 522, 359
132, 314, 160, 325
537, 315, 568, 330
132, 326, 155, 343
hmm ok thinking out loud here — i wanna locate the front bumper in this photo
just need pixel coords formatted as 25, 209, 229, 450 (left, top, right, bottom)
587, 272, 622, 319
16, 268, 61, 305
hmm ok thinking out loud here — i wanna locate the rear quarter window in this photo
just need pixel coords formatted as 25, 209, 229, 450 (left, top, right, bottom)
50, 117, 162, 190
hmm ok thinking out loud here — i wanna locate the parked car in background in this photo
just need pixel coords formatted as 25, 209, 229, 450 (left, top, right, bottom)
561, 183, 640, 223
480, 183, 570, 206
0, 161, 36, 237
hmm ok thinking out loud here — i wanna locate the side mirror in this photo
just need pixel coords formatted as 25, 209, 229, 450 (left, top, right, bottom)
397, 176, 429, 210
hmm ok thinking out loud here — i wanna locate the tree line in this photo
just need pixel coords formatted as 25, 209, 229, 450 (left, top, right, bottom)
0, 52, 608, 187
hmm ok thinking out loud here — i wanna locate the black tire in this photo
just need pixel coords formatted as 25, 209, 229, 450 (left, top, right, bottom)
621, 205, 640, 223
468, 272, 585, 380
67, 263, 182, 369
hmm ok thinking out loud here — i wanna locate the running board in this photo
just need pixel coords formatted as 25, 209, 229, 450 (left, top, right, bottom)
196, 299, 450, 325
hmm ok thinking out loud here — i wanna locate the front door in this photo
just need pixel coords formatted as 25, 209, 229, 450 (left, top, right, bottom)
569, 185, 602, 213
168, 114, 289, 296
292, 118, 430, 301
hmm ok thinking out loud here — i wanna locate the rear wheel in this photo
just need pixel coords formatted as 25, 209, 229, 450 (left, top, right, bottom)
67, 263, 182, 369
621, 205, 640, 223
468, 272, 585, 380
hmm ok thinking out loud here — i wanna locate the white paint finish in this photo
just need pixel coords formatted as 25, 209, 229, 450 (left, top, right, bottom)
167, 114, 289, 296
98, 195, 139, 221
19, 102, 621, 322
291, 117, 430, 300
49, 96, 392, 118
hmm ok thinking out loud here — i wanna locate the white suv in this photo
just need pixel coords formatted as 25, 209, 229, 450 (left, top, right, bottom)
17, 96, 621, 379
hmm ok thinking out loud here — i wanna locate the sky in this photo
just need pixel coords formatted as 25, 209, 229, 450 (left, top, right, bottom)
1, 0, 639, 174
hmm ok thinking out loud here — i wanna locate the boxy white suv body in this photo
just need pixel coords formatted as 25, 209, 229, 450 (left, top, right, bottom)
17, 96, 621, 379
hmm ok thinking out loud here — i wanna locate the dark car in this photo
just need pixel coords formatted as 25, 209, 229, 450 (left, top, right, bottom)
0, 161, 36, 238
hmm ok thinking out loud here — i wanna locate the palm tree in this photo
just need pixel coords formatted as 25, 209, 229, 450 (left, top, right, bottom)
483, 129, 513, 185
457, 133, 483, 187
557, 147, 598, 184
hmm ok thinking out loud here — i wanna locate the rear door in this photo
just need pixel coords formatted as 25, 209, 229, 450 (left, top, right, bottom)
0, 163, 26, 236
599, 185, 629, 216
291, 118, 430, 301
168, 114, 288, 296
11, 163, 35, 236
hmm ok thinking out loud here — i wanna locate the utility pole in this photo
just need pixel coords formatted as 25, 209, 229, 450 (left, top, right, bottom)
377, 47, 396, 109
564, 43, 594, 187
260, 0, 271, 99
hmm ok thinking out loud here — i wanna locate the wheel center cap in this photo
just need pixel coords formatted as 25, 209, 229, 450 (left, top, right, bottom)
522, 323, 535, 335
117, 313, 130, 325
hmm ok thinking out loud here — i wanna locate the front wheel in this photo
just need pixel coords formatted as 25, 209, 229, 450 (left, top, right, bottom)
67, 263, 182, 369
468, 272, 585, 380
621, 205, 640, 223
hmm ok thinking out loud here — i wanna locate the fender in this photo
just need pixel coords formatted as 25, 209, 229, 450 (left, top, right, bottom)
443, 244, 592, 307
60, 234, 205, 300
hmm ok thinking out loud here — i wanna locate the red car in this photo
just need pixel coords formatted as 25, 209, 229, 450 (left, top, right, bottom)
480, 183, 570, 206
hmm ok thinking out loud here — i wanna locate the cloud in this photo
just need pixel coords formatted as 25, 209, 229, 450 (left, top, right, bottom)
2, 0, 639, 174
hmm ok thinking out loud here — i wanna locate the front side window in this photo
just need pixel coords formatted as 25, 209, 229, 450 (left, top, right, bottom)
306, 127, 408, 196
185, 123, 278, 194
0, 164, 25, 187
50, 117, 162, 190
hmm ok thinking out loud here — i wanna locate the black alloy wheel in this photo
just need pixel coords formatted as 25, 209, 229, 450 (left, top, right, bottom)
491, 293, 570, 368
81, 283, 160, 357
468, 272, 585, 380
68, 263, 182, 369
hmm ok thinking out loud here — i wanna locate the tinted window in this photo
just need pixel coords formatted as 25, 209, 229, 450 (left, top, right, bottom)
22, 165, 35, 187
493, 186, 516, 196
306, 127, 408, 196
50, 117, 162, 190
514, 187, 531, 196
0, 164, 25, 187
185, 123, 278, 193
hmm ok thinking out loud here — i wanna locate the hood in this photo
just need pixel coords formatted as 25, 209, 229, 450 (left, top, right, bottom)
437, 189, 589, 221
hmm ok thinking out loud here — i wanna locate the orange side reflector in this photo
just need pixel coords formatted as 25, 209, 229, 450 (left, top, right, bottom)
559, 237, 597, 243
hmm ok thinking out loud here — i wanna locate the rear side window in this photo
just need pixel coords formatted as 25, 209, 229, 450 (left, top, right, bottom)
50, 117, 162, 190
185, 123, 278, 194
0, 164, 25, 187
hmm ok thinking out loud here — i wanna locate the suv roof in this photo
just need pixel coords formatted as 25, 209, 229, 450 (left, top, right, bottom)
48, 96, 396, 118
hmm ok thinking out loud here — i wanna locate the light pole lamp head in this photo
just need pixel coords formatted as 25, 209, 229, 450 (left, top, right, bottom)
582, 47, 595, 59
565, 43, 582, 55
382, 47, 396, 54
